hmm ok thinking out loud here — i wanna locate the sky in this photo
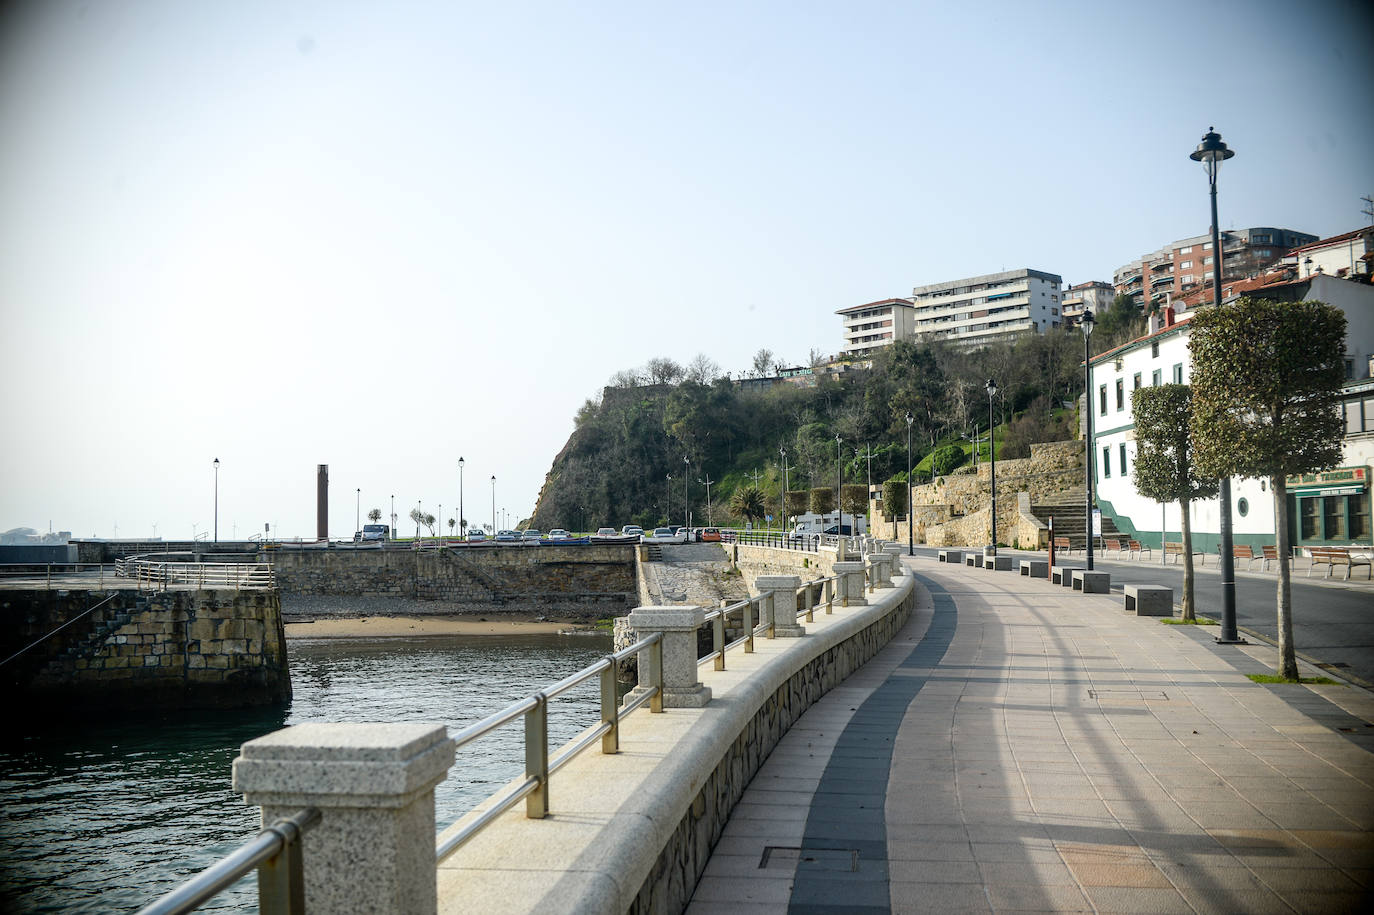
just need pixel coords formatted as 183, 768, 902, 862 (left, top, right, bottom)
2, 0, 1371, 541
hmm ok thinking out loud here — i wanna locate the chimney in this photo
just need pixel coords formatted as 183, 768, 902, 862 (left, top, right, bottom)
317, 464, 329, 541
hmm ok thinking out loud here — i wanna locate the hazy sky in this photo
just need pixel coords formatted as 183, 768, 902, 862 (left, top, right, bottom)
2, 0, 1371, 541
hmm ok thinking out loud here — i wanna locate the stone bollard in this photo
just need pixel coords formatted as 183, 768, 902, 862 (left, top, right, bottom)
756, 575, 806, 638
233, 722, 455, 915
626, 605, 711, 708
865, 553, 893, 589
882, 542, 906, 575
832, 561, 868, 607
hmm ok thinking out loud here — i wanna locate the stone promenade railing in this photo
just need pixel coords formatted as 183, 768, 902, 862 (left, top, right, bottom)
150, 542, 916, 914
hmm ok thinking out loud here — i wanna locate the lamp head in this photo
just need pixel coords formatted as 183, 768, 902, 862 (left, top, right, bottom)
458, 456, 464, 468
213, 457, 219, 469
905, 411, 913, 425
1189, 127, 1234, 177
986, 378, 997, 398
1081, 308, 1095, 338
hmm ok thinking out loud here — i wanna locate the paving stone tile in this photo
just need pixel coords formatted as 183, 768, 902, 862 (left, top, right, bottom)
1080, 885, 1193, 913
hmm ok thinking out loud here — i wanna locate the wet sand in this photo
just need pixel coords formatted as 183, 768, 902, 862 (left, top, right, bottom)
285, 616, 592, 638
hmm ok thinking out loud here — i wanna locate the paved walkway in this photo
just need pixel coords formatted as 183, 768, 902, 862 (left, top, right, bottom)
686, 557, 1374, 914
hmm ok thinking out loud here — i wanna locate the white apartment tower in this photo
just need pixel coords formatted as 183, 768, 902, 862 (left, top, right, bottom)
910, 268, 1063, 347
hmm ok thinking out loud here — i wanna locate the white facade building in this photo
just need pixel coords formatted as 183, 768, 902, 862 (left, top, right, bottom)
836, 298, 917, 357
1087, 273, 1374, 554
911, 268, 1063, 348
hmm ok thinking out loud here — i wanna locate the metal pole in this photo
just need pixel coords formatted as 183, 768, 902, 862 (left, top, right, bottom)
683, 457, 690, 529
490, 475, 496, 535
835, 434, 842, 540
1085, 331, 1095, 572
355, 488, 360, 533
213, 458, 219, 543
906, 412, 913, 556
988, 383, 997, 557
458, 457, 465, 536
1208, 162, 1240, 643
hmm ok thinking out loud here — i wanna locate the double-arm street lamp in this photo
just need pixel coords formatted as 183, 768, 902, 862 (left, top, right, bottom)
986, 380, 998, 557
905, 412, 914, 556
1190, 127, 1242, 645
1082, 309, 1095, 570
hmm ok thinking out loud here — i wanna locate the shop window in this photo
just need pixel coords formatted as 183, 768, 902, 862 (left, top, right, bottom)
1324, 496, 1347, 541
1352, 493, 1371, 542
1300, 497, 1320, 540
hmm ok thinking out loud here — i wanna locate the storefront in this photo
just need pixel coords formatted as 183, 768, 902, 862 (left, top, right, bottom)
1287, 465, 1372, 547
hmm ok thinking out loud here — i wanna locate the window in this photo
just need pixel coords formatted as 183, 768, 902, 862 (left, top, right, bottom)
1324, 496, 1347, 541
1098, 384, 1109, 415
1115, 379, 1124, 410
1119, 443, 1128, 476
1151, 341, 1159, 358
1203, 256, 1214, 265
1102, 447, 1111, 479
1133, 372, 1141, 390
1180, 260, 1193, 268
1237, 497, 1249, 517
1152, 369, 1162, 386
1253, 234, 1271, 244
1180, 246, 1193, 254
1172, 363, 1183, 384
1203, 242, 1213, 250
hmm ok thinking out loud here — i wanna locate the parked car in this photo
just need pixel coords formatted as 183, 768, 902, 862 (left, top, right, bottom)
521, 530, 542, 542
593, 527, 618, 539
494, 529, 519, 542
547, 529, 571, 541
641, 527, 687, 544
466, 529, 488, 542
700, 527, 722, 542
621, 525, 644, 537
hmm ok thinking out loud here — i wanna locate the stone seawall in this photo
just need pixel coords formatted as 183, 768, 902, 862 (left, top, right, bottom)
263, 545, 637, 621
1, 588, 290, 714
726, 542, 841, 592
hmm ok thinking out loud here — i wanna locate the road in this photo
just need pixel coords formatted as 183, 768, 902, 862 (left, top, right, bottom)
907, 545, 1374, 687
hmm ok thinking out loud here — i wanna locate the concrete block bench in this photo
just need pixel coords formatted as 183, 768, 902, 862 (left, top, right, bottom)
938, 550, 964, 565
965, 554, 978, 568
1019, 560, 1048, 579
982, 555, 1012, 571
1124, 584, 1173, 616
1072, 570, 1111, 594
1051, 567, 1078, 587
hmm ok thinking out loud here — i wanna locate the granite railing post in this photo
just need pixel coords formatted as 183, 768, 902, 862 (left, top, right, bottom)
626, 605, 710, 708
881, 542, 906, 575
865, 553, 893, 589
756, 575, 805, 638
832, 561, 868, 607
232, 723, 455, 915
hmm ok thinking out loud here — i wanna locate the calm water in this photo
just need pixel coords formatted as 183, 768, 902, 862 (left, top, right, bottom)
0, 631, 614, 913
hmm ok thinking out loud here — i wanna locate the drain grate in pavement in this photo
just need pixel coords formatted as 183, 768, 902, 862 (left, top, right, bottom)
760, 846, 859, 871
1088, 688, 1169, 702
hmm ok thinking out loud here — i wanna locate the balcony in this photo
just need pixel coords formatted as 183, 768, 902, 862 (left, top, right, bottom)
1118, 270, 1142, 285
1150, 274, 1174, 288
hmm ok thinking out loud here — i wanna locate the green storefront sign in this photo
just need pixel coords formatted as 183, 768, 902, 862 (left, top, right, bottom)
1286, 465, 1369, 497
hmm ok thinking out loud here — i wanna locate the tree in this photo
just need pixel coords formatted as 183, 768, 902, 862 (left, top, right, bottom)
751, 348, 774, 377
785, 490, 809, 520
840, 484, 867, 517
1131, 385, 1218, 621
448, 518, 456, 534
408, 507, 424, 537
729, 485, 767, 526
684, 353, 721, 384
809, 487, 835, 514
367, 508, 382, 524
1189, 297, 1346, 679
645, 357, 684, 385
423, 513, 437, 536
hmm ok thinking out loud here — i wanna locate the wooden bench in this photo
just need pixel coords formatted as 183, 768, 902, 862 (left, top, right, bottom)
1128, 539, 1151, 560
1108, 538, 1131, 559
1053, 536, 1073, 556
1163, 542, 1205, 565
1232, 544, 1260, 570
1308, 547, 1374, 581
1261, 544, 1284, 571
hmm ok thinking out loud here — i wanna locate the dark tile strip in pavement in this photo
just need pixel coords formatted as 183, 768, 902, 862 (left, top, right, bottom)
787, 576, 956, 914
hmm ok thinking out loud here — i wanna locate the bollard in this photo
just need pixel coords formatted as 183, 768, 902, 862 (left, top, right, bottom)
833, 561, 868, 607
866, 553, 893, 589
625, 605, 711, 708
756, 575, 805, 638
233, 723, 454, 915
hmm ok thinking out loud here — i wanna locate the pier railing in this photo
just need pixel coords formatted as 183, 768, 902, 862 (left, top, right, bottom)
115, 555, 277, 590
135, 808, 320, 915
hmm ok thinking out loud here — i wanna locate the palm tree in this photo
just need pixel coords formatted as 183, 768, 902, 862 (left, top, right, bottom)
730, 485, 767, 527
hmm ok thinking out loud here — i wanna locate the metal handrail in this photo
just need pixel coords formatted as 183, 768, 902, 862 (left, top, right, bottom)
135, 807, 320, 915
114, 556, 276, 591
435, 633, 664, 861
697, 573, 842, 672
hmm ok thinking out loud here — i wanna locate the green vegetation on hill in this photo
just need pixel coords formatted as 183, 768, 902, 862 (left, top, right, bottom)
531, 307, 1144, 531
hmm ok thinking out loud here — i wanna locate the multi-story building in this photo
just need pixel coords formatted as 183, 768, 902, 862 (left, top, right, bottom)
1060, 281, 1114, 326
1112, 227, 1317, 309
1087, 271, 1373, 554
836, 297, 916, 357
1287, 227, 1374, 281
909, 268, 1063, 348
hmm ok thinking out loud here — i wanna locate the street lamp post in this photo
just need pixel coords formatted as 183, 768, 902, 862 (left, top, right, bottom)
986, 379, 998, 556
779, 446, 788, 533
1082, 309, 1096, 571
698, 474, 715, 526
490, 475, 496, 535
683, 456, 690, 528
213, 458, 220, 543
356, 488, 360, 533
1191, 127, 1242, 645
458, 456, 465, 536
834, 433, 843, 539
390, 494, 395, 539
666, 473, 672, 525
905, 412, 914, 556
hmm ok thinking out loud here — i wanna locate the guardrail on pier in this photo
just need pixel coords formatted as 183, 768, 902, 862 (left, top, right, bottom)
115, 554, 276, 590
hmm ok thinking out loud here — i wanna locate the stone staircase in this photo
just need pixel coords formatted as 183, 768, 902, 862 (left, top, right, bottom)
642, 544, 663, 562
1031, 488, 1124, 550
32, 594, 137, 684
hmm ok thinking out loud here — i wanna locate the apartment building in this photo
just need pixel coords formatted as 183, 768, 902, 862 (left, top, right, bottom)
909, 268, 1063, 348
1060, 281, 1114, 327
836, 298, 917, 357
1288, 227, 1374, 281
1112, 227, 1316, 309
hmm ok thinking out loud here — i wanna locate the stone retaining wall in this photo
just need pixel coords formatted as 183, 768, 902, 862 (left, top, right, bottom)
2, 588, 290, 714
725, 542, 841, 592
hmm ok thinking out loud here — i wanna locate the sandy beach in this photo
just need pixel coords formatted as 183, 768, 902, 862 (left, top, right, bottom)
285, 616, 595, 638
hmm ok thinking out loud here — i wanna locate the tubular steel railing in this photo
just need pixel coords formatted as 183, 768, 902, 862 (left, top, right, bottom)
435, 632, 664, 861
723, 530, 823, 552
134, 808, 320, 915
697, 574, 841, 672
115, 556, 276, 590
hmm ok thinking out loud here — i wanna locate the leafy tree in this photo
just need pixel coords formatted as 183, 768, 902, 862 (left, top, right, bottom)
423, 513, 437, 536
809, 487, 835, 515
448, 518, 456, 534
645, 357, 684, 385
929, 444, 965, 476
785, 490, 809, 520
1092, 294, 1146, 355
408, 507, 424, 537
367, 508, 382, 524
840, 484, 867, 516
751, 348, 774, 377
1131, 385, 1218, 621
881, 478, 906, 537
1189, 297, 1346, 679
729, 485, 767, 525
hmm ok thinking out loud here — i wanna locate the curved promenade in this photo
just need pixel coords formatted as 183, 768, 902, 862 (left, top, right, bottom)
688, 555, 1374, 914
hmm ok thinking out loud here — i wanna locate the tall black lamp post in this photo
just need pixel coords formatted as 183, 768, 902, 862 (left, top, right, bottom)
356, 487, 361, 533
683, 456, 690, 528
834, 433, 843, 538
666, 473, 672, 525
1190, 127, 1242, 644
213, 457, 220, 543
986, 380, 998, 556
779, 446, 789, 533
1082, 309, 1095, 570
458, 456, 465, 535
905, 411, 914, 556
490, 475, 496, 535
